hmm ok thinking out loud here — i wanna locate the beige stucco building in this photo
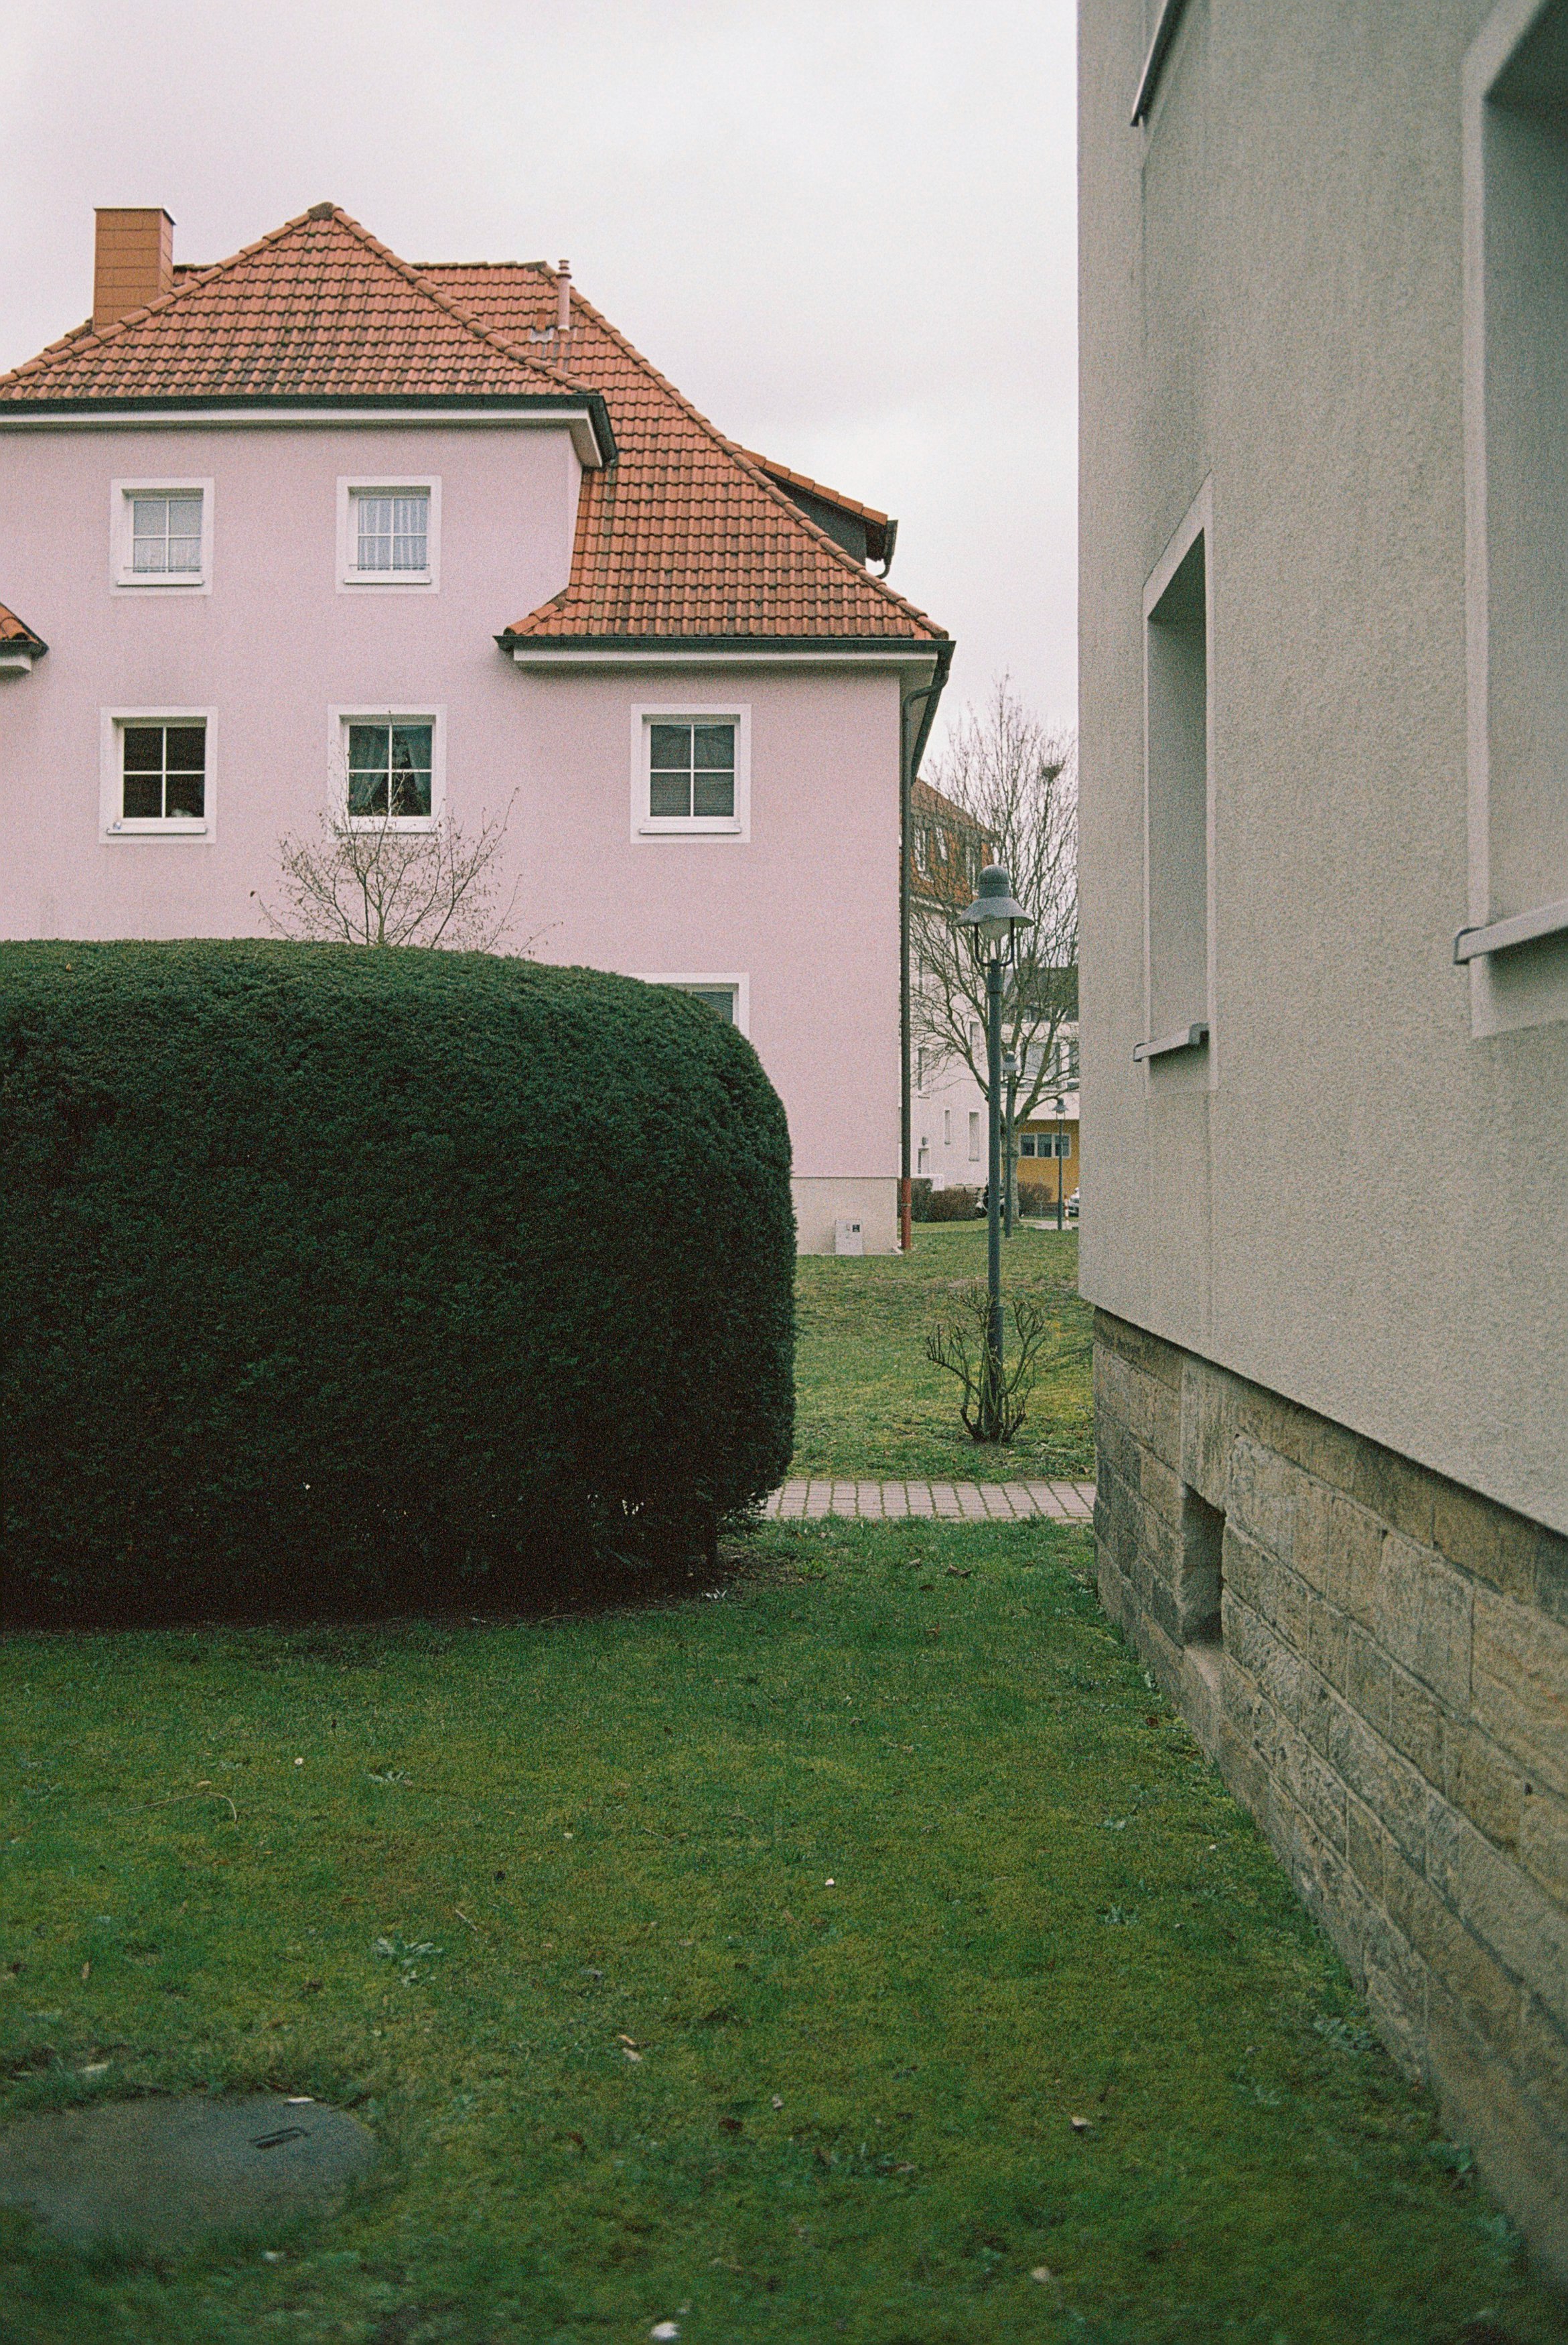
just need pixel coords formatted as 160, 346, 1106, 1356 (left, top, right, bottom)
1079, 0, 1568, 2277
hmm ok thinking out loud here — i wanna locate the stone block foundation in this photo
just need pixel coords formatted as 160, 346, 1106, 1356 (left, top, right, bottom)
1093, 1309, 1568, 2283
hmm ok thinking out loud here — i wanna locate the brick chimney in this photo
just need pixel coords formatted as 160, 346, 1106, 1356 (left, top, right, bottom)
92, 208, 174, 332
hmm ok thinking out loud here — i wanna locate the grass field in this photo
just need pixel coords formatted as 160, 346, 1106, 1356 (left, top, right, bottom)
5, 1519, 1563, 2345
793, 1222, 1094, 1481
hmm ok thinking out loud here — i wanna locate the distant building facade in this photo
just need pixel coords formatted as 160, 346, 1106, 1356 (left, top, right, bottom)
1080, 0, 1568, 2275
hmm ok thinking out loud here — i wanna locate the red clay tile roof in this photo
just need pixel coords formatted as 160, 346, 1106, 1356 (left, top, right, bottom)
420, 263, 945, 645
0, 601, 47, 653
0, 206, 946, 649
0, 206, 586, 407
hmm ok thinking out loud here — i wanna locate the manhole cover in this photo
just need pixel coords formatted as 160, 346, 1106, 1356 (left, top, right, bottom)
0, 2093, 377, 2249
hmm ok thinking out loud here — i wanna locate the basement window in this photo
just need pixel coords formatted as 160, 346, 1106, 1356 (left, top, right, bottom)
1179, 1488, 1224, 1652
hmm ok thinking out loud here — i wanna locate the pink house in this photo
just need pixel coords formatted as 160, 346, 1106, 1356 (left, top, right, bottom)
0, 205, 951, 1252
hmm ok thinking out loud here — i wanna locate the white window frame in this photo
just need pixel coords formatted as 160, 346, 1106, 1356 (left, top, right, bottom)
328, 704, 446, 832
336, 477, 441, 592
630, 703, 751, 841
633, 972, 751, 1037
110, 478, 214, 594
99, 706, 216, 840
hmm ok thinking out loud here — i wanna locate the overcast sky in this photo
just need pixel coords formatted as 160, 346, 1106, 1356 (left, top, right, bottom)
1, 1, 1077, 738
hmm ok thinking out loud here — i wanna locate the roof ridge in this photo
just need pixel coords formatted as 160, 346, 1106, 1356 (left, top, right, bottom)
538, 278, 944, 640
0, 206, 589, 400
320, 210, 592, 396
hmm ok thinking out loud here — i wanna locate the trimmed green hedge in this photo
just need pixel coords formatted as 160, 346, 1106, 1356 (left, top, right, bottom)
1, 942, 794, 1624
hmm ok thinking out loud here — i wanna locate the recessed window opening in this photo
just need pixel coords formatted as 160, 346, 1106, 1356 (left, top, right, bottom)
650, 720, 735, 821
968, 1110, 981, 1161
1180, 1487, 1224, 1650
347, 720, 433, 819
131, 493, 202, 575
1145, 527, 1209, 1043
356, 491, 429, 574
1478, 3, 1568, 929
121, 722, 205, 821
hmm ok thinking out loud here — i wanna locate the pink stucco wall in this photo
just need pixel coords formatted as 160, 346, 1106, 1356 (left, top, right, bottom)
0, 421, 902, 1191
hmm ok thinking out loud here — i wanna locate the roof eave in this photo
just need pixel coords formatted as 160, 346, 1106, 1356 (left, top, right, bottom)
0, 389, 618, 467
498, 632, 946, 670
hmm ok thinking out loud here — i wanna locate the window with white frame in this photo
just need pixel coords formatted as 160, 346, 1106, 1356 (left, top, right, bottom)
100, 711, 212, 836
330, 708, 444, 827
112, 480, 212, 590
338, 478, 439, 589
632, 706, 750, 839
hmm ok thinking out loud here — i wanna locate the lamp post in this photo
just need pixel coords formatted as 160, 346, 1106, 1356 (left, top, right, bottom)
958, 864, 1034, 1436
1002, 1048, 1019, 1237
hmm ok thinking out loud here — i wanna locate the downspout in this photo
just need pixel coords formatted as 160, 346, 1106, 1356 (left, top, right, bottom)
900, 644, 954, 1253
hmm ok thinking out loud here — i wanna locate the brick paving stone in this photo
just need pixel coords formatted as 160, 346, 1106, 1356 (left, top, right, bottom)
762, 1479, 1096, 1522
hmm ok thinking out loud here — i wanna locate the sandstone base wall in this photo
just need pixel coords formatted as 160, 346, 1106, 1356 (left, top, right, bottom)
1093, 1311, 1568, 2282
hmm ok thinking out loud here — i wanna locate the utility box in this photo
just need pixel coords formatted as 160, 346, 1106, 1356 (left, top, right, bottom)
834, 1218, 864, 1256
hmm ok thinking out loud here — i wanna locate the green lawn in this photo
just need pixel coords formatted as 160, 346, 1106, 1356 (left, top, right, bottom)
793, 1222, 1094, 1482
5, 1521, 1563, 2344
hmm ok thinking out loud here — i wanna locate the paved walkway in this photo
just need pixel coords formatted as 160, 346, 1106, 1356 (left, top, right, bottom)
762, 1478, 1096, 1523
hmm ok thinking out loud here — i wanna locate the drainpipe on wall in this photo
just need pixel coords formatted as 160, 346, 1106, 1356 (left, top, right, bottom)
900, 653, 953, 1252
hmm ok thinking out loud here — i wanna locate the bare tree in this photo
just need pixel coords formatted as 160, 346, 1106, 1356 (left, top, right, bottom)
257, 793, 525, 952
911, 677, 1078, 1203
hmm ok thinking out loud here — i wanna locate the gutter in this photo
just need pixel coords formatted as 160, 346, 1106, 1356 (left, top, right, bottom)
899, 636, 956, 1252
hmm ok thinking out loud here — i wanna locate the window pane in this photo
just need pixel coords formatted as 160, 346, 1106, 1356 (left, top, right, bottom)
123, 772, 163, 819
692, 771, 735, 818
693, 723, 735, 768
648, 724, 691, 769
649, 773, 691, 818
685, 988, 735, 1022
165, 498, 201, 535
356, 496, 393, 568
131, 497, 167, 535
391, 532, 427, 572
165, 770, 205, 819
165, 727, 205, 772
122, 726, 163, 772
167, 536, 202, 572
348, 771, 389, 816
131, 539, 168, 574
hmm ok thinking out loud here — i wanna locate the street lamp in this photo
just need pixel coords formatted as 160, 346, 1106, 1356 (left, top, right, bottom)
958, 864, 1034, 1437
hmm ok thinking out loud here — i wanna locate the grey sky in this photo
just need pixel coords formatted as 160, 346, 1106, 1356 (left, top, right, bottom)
1, 1, 1076, 737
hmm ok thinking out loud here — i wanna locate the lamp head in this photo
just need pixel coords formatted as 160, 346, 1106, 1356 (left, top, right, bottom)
958, 864, 1033, 963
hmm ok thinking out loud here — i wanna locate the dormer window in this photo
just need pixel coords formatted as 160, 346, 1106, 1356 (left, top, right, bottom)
112, 479, 212, 590
338, 478, 440, 590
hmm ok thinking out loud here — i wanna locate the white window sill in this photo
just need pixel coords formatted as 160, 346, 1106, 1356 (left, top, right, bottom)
115, 572, 209, 590
340, 572, 435, 589
637, 819, 743, 838
1454, 897, 1568, 963
104, 821, 209, 839
345, 815, 437, 834
1133, 1020, 1209, 1063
